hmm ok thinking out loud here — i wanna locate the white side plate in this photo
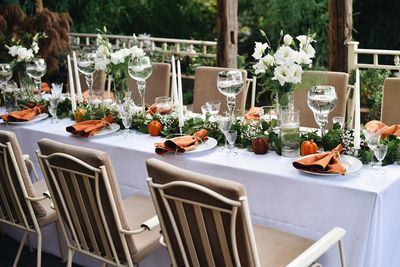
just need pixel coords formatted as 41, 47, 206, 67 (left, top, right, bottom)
4, 113, 49, 125
296, 154, 363, 176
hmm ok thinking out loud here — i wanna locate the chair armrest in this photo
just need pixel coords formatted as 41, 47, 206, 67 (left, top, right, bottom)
120, 216, 160, 235
26, 195, 47, 202
286, 227, 346, 267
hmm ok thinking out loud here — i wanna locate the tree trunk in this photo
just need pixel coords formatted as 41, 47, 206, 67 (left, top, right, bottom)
328, 0, 352, 72
216, 0, 238, 68
36, 0, 44, 13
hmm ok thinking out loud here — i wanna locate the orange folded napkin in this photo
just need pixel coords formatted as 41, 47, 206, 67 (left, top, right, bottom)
147, 103, 172, 116
244, 107, 262, 120
1, 105, 45, 122
41, 82, 51, 93
292, 144, 346, 175
155, 129, 208, 155
365, 120, 400, 139
66, 114, 114, 138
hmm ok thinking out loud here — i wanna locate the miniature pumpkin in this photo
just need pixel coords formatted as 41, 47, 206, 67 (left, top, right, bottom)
148, 120, 163, 136
252, 137, 269, 154
300, 139, 318, 156
74, 108, 87, 123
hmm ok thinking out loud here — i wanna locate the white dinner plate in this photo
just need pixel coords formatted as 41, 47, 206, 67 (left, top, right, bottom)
93, 123, 120, 137
185, 137, 218, 154
3, 113, 49, 125
295, 154, 363, 176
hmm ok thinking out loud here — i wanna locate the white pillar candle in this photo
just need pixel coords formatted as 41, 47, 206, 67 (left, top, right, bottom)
171, 56, 179, 106
177, 60, 184, 128
107, 75, 111, 99
67, 55, 77, 112
72, 51, 83, 102
354, 68, 361, 150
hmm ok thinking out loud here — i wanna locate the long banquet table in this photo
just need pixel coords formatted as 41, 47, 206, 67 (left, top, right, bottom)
1, 118, 400, 267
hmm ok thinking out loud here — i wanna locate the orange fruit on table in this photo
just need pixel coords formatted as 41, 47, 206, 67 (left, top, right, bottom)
300, 139, 318, 156
148, 120, 163, 136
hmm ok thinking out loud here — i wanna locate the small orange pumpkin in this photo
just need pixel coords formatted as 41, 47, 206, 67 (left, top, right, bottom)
252, 137, 269, 154
148, 120, 163, 136
300, 139, 318, 156
74, 108, 87, 122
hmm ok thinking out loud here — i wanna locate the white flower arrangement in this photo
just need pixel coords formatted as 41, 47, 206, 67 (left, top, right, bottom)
252, 31, 316, 87
7, 32, 45, 63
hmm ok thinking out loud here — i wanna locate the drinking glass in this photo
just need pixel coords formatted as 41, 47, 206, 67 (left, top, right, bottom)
373, 144, 387, 173
118, 102, 134, 138
26, 58, 46, 99
260, 105, 276, 122
77, 51, 96, 118
155, 96, 173, 115
217, 70, 244, 119
279, 108, 300, 157
201, 104, 209, 120
48, 95, 59, 123
363, 129, 382, 166
51, 82, 63, 96
333, 116, 345, 129
206, 100, 221, 121
128, 56, 153, 117
218, 115, 233, 153
0, 63, 13, 113
307, 86, 338, 136
226, 130, 238, 156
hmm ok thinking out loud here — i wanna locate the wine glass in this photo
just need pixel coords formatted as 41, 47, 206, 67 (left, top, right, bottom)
333, 116, 345, 129
26, 58, 46, 99
217, 70, 244, 119
0, 63, 12, 113
307, 86, 338, 136
206, 100, 221, 121
373, 144, 387, 173
77, 51, 96, 118
363, 129, 381, 166
226, 130, 238, 156
128, 56, 153, 117
48, 95, 59, 123
51, 82, 63, 95
218, 115, 232, 153
118, 102, 134, 138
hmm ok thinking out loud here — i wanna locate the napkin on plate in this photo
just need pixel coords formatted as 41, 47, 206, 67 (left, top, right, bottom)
244, 107, 262, 120
66, 114, 114, 138
292, 144, 346, 175
147, 103, 172, 115
155, 129, 208, 155
365, 120, 400, 139
1, 105, 46, 122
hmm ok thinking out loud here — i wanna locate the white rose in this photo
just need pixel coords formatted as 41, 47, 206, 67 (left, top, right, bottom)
252, 42, 269, 60
32, 42, 39, 54
272, 65, 290, 86
131, 46, 145, 58
283, 34, 293, 46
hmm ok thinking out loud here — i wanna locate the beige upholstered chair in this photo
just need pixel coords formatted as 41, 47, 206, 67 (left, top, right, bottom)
146, 158, 346, 267
0, 130, 61, 267
381, 78, 400, 125
128, 62, 171, 106
37, 139, 161, 267
294, 71, 349, 128
192, 66, 249, 115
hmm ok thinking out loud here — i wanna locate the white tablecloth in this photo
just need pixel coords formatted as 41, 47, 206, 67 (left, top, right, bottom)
1, 118, 400, 267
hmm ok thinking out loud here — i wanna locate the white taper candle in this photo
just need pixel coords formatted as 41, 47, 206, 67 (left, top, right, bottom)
67, 55, 77, 112
72, 51, 83, 102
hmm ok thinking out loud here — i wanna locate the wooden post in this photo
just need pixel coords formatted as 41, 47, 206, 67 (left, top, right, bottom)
36, 0, 44, 12
216, 0, 238, 68
328, 0, 352, 72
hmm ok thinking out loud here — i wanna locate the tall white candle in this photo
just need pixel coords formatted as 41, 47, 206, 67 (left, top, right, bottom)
171, 56, 179, 106
72, 51, 83, 102
107, 75, 111, 99
177, 60, 184, 128
354, 68, 361, 150
67, 55, 77, 112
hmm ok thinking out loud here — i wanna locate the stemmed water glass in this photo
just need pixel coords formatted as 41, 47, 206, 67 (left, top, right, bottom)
363, 129, 382, 166
226, 130, 238, 156
77, 51, 96, 118
307, 86, 338, 136
26, 58, 46, 99
374, 144, 387, 173
118, 100, 134, 138
128, 56, 153, 117
0, 63, 12, 113
48, 96, 60, 123
217, 70, 244, 119
217, 115, 232, 153
206, 100, 221, 121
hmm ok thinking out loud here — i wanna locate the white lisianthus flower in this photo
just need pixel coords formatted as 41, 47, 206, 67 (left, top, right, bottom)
95, 56, 110, 71
272, 65, 291, 86
296, 50, 313, 65
289, 64, 303, 84
252, 42, 269, 60
300, 43, 316, 58
262, 54, 275, 66
32, 42, 39, 54
131, 46, 145, 58
17, 47, 34, 62
8, 45, 18, 57
253, 61, 267, 75
283, 34, 293, 46
119, 48, 132, 58
111, 51, 125, 65
96, 44, 111, 58
296, 35, 315, 46
274, 46, 297, 66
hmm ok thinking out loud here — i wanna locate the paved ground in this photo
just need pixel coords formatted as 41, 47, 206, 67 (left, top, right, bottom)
0, 234, 83, 267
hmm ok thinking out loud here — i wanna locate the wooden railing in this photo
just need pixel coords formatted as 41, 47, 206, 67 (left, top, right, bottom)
69, 33, 217, 58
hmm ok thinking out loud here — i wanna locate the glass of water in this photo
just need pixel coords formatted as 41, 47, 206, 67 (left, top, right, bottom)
26, 58, 47, 99
279, 108, 300, 157
373, 144, 387, 173
333, 116, 345, 129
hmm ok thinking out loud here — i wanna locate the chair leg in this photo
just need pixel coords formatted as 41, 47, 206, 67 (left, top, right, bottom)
36, 232, 42, 267
27, 233, 33, 252
13, 231, 28, 267
55, 221, 66, 262
67, 248, 75, 267
339, 240, 346, 267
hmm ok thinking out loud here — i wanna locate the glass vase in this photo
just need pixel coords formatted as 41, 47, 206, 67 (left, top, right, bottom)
18, 70, 35, 101
113, 76, 129, 104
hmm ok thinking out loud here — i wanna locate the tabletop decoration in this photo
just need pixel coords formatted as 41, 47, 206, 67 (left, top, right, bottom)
252, 30, 316, 108
66, 114, 114, 138
154, 129, 208, 155
1, 104, 45, 122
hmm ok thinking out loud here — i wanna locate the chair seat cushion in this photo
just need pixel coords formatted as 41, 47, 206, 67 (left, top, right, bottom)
32, 179, 57, 227
123, 194, 161, 263
254, 224, 315, 267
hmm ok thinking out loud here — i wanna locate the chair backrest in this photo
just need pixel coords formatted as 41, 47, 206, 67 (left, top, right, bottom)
37, 138, 137, 266
0, 130, 46, 231
293, 71, 349, 128
127, 62, 171, 105
192, 66, 249, 115
381, 78, 400, 125
146, 158, 259, 267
